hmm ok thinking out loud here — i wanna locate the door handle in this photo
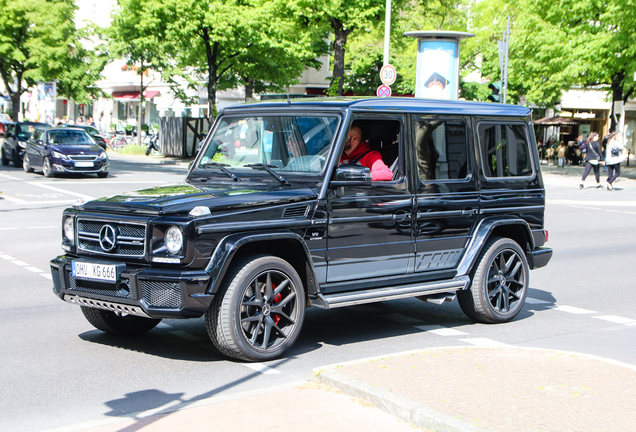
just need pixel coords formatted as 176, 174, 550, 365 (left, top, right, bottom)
461, 208, 480, 216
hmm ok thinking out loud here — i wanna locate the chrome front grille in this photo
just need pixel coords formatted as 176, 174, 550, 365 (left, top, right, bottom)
77, 219, 146, 257
69, 155, 97, 161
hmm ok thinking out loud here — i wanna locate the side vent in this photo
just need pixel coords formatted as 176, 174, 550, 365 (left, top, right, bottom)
282, 205, 309, 218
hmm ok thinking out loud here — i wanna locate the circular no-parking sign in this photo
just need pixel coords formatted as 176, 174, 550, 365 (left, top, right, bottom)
380, 64, 397, 86
377, 85, 392, 98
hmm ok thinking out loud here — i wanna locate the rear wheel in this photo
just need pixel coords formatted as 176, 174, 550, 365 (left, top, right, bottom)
81, 306, 162, 335
206, 254, 305, 361
42, 157, 54, 178
458, 237, 529, 323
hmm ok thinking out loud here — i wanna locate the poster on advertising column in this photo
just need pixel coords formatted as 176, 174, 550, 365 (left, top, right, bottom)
37, 82, 56, 124
415, 40, 458, 100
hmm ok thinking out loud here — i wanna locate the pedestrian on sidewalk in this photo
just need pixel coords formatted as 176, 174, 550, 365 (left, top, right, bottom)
557, 142, 566, 168
605, 132, 626, 190
579, 132, 604, 189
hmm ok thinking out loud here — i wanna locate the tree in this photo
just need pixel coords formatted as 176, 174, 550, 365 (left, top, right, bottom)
0, 0, 103, 122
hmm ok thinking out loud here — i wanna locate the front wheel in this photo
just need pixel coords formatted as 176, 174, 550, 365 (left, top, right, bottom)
42, 157, 54, 178
23, 154, 33, 173
81, 306, 162, 335
206, 255, 305, 361
458, 237, 529, 324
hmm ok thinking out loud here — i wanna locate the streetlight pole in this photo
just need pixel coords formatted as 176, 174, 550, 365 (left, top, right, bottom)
383, 0, 391, 65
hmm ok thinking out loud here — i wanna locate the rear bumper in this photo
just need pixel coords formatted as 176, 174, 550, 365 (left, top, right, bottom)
50, 255, 213, 319
527, 247, 552, 270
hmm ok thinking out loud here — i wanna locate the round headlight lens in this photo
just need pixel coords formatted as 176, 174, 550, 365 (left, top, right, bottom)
165, 226, 183, 254
63, 217, 74, 242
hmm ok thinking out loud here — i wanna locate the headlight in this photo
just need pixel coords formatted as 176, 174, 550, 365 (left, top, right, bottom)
52, 151, 69, 160
63, 217, 74, 243
19, 141, 27, 148
98, 152, 108, 160
165, 226, 183, 254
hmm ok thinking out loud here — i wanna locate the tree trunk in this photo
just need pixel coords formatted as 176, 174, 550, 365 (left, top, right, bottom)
331, 18, 353, 97
609, 70, 624, 132
202, 28, 218, 120
245, 79, 254, 101
137, 63, 145, 146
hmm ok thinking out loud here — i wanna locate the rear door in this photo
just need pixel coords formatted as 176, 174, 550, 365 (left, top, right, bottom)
412, 115, 480, 275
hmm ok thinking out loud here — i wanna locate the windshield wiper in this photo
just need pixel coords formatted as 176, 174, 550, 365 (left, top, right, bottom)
201, 162, 240, 182
243, 163, 288, 185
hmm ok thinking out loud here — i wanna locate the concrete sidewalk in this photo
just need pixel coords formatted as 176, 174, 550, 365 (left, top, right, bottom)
68, 346, 636, 432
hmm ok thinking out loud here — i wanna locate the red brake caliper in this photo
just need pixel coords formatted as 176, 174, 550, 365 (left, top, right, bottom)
272, 284, 282, 325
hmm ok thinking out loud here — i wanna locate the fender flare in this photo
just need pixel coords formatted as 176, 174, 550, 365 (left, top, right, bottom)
205, 230, 319, 295
456, 217, 534, 278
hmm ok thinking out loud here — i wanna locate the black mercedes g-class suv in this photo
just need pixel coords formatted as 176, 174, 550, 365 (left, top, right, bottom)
50, 97, 552, 361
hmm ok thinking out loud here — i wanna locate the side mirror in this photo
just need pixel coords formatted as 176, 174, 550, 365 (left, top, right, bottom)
331, 164, 372, 187
36, 140, 43, 146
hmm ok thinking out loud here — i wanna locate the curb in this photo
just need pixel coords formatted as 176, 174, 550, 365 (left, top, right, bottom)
316, 368, 487, 432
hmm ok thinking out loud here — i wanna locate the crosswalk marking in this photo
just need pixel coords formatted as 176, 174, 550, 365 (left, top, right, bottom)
243, 363, 281, 375
27, 182, 95, 200
25, 266, 43, 273
593, 315, 636, 324
459, 338, 509, 348
40, 274, 52, 280
547, 305, 597, 314
415, 325, 468, 336
12, 260, 28, 266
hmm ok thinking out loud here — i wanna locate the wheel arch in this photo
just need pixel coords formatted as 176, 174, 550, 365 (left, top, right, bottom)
205, 231, 318, 299
456, 217, 534, 279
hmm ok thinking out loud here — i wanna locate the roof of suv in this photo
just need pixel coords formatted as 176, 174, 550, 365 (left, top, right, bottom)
223, 97, 532, 117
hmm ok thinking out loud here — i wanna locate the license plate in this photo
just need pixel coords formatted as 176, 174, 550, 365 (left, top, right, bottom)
75, 161, 94, 167
72, 261, 118, 282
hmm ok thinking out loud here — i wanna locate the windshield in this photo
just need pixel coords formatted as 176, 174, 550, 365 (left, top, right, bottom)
198, 116, 339, 174
49, 130, 95, 145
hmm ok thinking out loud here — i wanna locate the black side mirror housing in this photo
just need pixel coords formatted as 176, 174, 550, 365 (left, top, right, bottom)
35, 140, 43, 146
331, 164, 372, 187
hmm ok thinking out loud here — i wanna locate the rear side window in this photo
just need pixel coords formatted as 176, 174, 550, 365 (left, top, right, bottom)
414, 119, 469, 182
478, 123, 532, 178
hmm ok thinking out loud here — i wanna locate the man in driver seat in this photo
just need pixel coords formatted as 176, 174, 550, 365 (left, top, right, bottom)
338, 124, 393, 181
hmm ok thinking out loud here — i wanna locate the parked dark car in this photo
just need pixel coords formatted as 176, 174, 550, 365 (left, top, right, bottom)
50, 97, 552, 361
24, 127, 109, 178
1, 121, 48, 167
62, 124, 108, 149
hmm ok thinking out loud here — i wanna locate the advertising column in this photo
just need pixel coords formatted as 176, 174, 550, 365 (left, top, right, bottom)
37, 82, 56, 124
403, 31, 474, 100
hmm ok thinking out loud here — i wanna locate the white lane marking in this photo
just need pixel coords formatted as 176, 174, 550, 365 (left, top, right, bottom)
40, 274, 52, 280
25, 267, 43, 273
12, 260, 28, 266
27, 226, 56, 229
243, 363, 281, 375
382, 313, 422, 324
1, 199, 76, 206
584, 207, 602, 211
0, 194, 27, 203
169, 331, 204, 342
548, 199, 636, 207
459, 338, 509, 348
525, 297, 551, 304
37, 180, 168, 184
26, 182, 95, 200
593, 315, 636, 324
0, 227, 19, 231
0, 173, 21, 181
605, 209, 621, 213
626, 212, 636, 215
415, 325, 468, 336
547, 305, 597, 314
0, 254, 16, 260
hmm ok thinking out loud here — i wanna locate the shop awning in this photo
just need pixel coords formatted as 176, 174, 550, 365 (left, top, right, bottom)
111, 90, 160, 100
533, 116, 580, 126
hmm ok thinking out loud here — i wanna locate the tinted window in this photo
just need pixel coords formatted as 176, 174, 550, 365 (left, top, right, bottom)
415, 119, 468, 181
478, 123, 532, 177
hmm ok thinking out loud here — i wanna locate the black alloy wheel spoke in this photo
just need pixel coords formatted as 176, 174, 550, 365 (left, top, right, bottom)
272, 279, 289, 297
265, 273, 274, 300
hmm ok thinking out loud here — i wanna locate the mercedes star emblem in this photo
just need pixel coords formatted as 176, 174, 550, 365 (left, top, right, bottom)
99, 225, 117, 252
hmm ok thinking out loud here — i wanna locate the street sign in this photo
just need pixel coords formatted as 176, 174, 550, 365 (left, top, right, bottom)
377, 85, 392, 98
380, 64, 397, 86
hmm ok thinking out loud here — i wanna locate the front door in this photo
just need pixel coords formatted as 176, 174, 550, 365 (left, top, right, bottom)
412, 115, 480, 275
325, 115, 413, 289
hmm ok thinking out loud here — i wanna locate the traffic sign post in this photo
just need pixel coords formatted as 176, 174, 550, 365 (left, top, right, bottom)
377, 85, 392, 97
380, 64, 397, 86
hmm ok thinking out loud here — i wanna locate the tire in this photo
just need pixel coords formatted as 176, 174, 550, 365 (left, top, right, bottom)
42, 157, 54, 178
12, 149, 22, 168
80, 306, 162, 335
145, 146, 151, 156
23, 154, 33, 173
206, 254, 305, 361
1, 147, 9, 166
458, 237, 529, 324
97, 171, 109, 178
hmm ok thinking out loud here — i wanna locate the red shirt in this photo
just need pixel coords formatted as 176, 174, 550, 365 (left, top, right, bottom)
338, 141, 393, 181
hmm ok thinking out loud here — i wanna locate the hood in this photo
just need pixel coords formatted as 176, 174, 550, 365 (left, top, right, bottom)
51, 144, 104, 155
83, 183, 318, 216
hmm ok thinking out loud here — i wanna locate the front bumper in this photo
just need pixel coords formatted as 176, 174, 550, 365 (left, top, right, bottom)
526, 247, 553, 270
50, 255, 213, 319
53, 159, 109, 174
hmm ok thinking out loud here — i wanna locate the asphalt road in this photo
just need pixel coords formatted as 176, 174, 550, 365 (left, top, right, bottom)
1, 156, 635, 432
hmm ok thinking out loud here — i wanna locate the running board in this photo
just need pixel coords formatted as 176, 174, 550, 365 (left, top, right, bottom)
311, 276, 469, 309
